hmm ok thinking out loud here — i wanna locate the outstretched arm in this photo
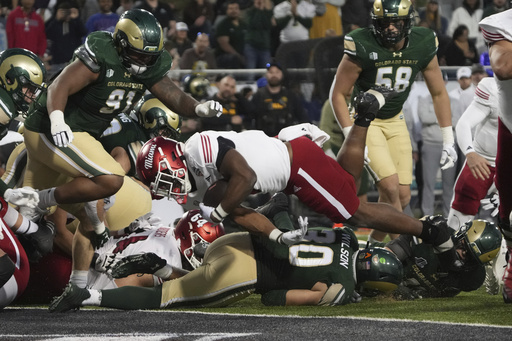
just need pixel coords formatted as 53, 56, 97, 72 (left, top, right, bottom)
150, 75, 222, 119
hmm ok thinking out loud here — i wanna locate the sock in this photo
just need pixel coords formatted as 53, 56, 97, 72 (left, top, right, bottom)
38, 188, 57, 209
154, 264, 173, 280
82, 289, 102, 306
15, 217, 39, 235
69, 270, 88, 288
3, 205, 19, 227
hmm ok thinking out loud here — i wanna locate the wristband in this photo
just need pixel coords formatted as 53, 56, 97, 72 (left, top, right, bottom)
269, 229, 283, 244
440, 126, 454, 145
366, 89, 386, 109
211, 204, 228, 222
49, 110, 65, 122
342, 126, 352, 138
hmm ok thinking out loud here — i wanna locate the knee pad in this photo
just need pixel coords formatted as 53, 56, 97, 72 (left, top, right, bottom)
0, 254, 15, 288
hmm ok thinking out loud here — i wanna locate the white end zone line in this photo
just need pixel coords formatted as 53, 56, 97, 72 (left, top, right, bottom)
0, 333, 260, 340
7, 306, 512, 329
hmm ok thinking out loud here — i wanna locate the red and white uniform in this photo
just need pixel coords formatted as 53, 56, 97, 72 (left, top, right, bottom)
451, 77, 499, 216
480, 10, 512, 225
88, 226, 182, 289
184, 129, 359, 222
0, 213, 29, 308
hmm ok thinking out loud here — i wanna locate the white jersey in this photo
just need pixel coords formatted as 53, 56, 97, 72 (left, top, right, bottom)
87, 226, 182, 290
480, 9, 512, 131
455, 77, 499, 166
184, 130, 291, 201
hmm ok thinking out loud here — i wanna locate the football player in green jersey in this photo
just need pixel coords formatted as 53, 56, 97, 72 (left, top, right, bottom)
386, 219, 502, 299
49, 208, 403, 312
20, 9, 222, 290
330, 0, 457, 243
0, 48, 56, 260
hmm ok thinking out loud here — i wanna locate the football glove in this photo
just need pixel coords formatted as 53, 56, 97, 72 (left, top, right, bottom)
440, 144, 457, 170
50, 110, 74, 147
195, 100, 223, 118
4, 187, 39, 208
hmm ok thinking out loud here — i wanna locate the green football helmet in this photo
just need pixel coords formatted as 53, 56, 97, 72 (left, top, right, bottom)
183, 75, 210, 100
113, 9, 164, 75
134, 94, 182, 139
371, 0, 415, 47
356, 247, 403, 293
454, 219, 502, 265
0, 48, 46, 117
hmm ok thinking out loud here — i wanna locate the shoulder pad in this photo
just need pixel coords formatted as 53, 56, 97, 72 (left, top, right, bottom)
75, 45, 101, 73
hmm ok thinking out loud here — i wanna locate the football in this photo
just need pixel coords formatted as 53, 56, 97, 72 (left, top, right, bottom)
202, 179, 228, 207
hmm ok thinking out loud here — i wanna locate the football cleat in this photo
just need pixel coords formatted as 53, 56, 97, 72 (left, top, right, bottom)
256, 192, 289, 220
18, 219, 56, 263
111, 252, 167, 278
49, 284, 90, 313
503, 247, 512, 303
484, 262, 500, 295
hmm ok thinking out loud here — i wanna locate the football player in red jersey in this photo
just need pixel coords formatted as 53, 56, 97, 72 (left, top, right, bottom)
480, 8, 512, 303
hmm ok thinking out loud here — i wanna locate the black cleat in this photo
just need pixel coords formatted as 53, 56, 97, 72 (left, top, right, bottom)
49, 284, 90, 313
256, 193, 289, 220
18, 219, 56, 263
30, 219, 56, 255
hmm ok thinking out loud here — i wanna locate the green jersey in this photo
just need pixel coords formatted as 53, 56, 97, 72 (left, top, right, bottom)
253, 227, 359, 306
0, 88, 27, 196
345, 27, 438, 119
99, 113, 149, 177
0, 87, 19, 138
25, 31, 173, 139
387, 234, 485, 298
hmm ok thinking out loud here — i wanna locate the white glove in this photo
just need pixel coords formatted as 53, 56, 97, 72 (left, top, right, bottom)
199, 202, 216, 223
440, 144, 457, 170
280, 216, 308, 245
195, 100, 223, 118
4, 187, 39, 208
50, 110, 74, 147
481, 192, 500, 217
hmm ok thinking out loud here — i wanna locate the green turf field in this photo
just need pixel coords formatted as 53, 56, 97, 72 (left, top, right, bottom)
176, 288, 510, 326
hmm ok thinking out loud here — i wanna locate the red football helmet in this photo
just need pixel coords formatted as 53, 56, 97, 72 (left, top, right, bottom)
136, 136, 190, 204
174, 210, 225, 269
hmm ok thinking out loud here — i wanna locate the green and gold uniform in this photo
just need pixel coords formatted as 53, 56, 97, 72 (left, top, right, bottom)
158, 227, 359, 308
99, 227, 360, 309
22, 31, 172, 194
0, 87, 25, 196
386, 234, 485, 298
99, 113, 148, 178
99, 113, 152, 231
344, 26, 438, 183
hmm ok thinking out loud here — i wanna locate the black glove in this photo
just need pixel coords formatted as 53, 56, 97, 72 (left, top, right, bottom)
92, 227, 110, 249
353, 86, 396, 127
419, 215, 463, 272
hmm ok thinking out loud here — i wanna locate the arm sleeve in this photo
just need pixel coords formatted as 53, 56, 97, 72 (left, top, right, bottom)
455, 101, 489, 155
